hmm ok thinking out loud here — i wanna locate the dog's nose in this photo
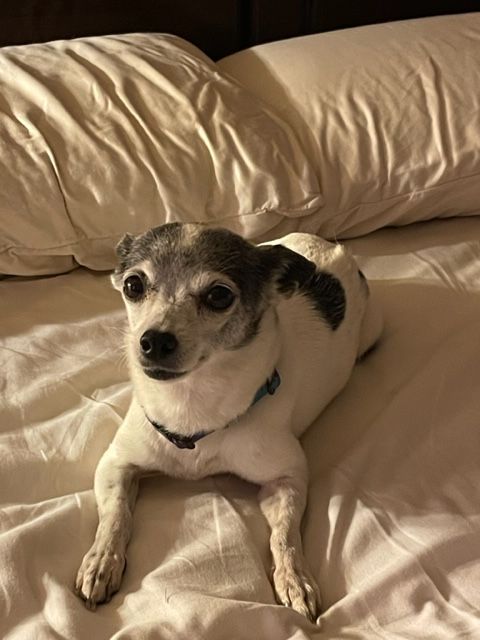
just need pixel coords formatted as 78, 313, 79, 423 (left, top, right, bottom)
140, 330, 178, 361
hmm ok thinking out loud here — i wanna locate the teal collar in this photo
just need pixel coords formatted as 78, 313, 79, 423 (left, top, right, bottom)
147, 368, 281, 450
252, 368, 281, 404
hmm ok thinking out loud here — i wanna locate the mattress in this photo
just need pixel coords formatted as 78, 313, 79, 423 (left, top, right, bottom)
2, 215, 480, 639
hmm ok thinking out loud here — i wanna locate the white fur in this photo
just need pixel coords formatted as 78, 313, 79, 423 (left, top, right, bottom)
75, 233, 382, 621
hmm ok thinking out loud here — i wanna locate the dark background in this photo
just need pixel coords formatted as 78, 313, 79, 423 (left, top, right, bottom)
1, 0, 479, 59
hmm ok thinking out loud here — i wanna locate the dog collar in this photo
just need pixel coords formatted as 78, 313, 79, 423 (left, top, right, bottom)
147, 368, 281, 450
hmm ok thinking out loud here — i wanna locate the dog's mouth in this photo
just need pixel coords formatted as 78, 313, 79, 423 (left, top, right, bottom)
142, 367, 188, 381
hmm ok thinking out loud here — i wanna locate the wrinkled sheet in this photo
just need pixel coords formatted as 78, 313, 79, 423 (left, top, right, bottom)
2, 216, 480, 639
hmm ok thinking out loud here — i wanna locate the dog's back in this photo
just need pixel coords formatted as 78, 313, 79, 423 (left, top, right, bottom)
262, 232, 382, 356
261, 233, 382, 435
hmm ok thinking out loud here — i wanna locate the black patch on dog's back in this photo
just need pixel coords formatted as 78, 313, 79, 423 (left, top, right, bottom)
263, 244, 346, 331
302, 271, 346, 331
275, 251, 316, 297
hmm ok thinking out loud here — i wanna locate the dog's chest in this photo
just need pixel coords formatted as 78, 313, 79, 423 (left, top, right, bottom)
153, 434, 223, 480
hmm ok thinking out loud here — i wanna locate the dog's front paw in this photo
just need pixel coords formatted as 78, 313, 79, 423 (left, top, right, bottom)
75, 544, 126, 610
272, 552, 321, 623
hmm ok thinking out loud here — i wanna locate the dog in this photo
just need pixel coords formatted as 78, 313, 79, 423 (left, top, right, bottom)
75, 222, 382, 621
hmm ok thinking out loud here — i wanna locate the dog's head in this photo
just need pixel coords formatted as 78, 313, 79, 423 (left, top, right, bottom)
112, 223, 316, 382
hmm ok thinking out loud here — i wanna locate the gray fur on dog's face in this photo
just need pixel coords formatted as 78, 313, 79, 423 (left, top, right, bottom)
112, 223, 303, 379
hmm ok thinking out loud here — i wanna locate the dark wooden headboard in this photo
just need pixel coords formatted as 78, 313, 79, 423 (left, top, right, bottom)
2, 0, 478, 59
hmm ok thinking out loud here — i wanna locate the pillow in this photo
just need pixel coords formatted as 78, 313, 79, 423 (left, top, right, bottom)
0, 34, 322, 276
219, 13, 480, 238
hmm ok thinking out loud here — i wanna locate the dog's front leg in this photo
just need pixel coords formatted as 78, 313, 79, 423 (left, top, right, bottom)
75, 446, 139, 609
259, 470, 321, 622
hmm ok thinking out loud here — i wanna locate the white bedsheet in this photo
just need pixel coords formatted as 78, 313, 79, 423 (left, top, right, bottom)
2, 217, 480, 639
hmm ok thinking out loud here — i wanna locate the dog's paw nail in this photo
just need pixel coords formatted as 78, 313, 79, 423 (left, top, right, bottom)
75, 546, 126, 609
272, 558, 321, 622
85, 598, 97, 612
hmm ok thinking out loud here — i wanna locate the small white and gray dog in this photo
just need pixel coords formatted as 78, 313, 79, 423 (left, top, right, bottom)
75, 222, 382, 621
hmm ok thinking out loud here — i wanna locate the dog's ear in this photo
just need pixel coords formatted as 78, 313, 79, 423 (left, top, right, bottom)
115, 233, 135, 261
111, 233, 136, 290
259, 244, 316, 298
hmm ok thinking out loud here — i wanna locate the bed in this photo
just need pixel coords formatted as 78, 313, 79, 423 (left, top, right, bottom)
2, 5, 480, 639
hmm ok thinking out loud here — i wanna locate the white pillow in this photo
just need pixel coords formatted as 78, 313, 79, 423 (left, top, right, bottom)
0, 34, 322, 276
219, 13, 480, 238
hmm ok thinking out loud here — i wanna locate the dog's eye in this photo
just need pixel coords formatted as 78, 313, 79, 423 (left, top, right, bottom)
204, 284, 235, 311
123, 275, 145, 300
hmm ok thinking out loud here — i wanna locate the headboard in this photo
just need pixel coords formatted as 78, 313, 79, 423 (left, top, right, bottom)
1, 0, 478, 59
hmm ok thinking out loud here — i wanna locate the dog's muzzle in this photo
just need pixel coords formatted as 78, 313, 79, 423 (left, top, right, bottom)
143, 367, 186, 381
140, 329, 178, 360
139, 329, 186, 379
